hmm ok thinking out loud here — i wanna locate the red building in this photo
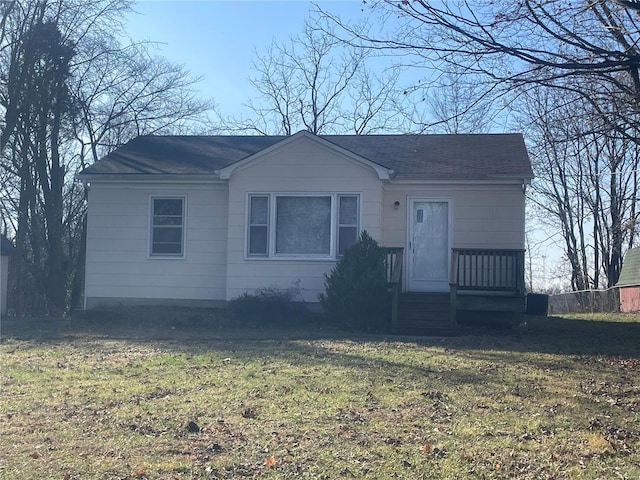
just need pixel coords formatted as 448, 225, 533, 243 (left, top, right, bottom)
617, 247, 640, 313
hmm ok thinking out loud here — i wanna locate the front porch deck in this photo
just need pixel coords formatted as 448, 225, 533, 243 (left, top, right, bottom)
386, 248, 526, 334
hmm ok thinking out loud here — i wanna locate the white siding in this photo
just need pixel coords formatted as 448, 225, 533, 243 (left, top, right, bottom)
226, 137, 384, 302
83, 137, 529, 306
382, 183, 526, 249
84, 182, 228, 306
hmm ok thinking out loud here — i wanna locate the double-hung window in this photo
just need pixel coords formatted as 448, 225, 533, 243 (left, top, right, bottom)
248, 195, 269, 255
337, 195, 359, 256
247, 193, 359, 258
150, 197, 185, 257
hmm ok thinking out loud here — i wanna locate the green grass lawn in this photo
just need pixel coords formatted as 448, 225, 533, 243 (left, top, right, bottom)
1, 312, 639, 479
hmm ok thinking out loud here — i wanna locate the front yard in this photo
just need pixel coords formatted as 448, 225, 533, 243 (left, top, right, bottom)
1, 312, 639, 479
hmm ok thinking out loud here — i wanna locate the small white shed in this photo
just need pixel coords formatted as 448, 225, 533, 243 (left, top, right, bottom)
1, 235, 15, 316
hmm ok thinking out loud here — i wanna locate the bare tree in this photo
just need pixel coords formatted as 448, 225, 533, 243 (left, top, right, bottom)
422, 73, 495, 134
321, 0, 640, 287
321, 1, 640, 118
71, 39, 211, 166
0, 0, 212, 314
522, 85, 639, 289
222, 18, 405, 135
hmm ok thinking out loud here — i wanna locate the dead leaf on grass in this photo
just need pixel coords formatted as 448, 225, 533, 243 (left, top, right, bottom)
186, 421, 200, 433
265, 456, 276, 467
421, 390, 447, 400
433, 446, 447, 458
478, 363, 500, 373
385, 437, 402, 446
134, 468, 146, 477
242, 406, 258, 419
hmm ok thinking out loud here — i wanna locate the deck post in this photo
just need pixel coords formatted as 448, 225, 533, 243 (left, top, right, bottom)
449, 283, 458, 328
449, 249, 459, 328
385, 247, 403, 334
391, 283, 399, 333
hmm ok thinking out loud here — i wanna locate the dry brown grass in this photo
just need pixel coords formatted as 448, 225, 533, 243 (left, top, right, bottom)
1, 311, 639, 479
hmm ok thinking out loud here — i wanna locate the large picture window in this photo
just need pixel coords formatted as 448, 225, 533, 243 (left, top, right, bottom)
247, 194, 359, 258
276, 196, 331, 255
150, 197, 185, 256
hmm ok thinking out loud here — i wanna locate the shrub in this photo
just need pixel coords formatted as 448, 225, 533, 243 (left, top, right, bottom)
228, 282, 307, 326
318, 231, 390, 332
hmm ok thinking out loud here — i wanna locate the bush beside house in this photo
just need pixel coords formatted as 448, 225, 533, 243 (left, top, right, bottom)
319, 231, 390, 332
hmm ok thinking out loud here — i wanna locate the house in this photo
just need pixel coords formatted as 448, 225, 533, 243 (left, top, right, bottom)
617, 247, 640, 313
78, 131, 534, 331
1, 234, 15, 316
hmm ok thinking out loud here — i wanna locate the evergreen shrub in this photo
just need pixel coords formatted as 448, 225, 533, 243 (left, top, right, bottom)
318, 231, 390, 332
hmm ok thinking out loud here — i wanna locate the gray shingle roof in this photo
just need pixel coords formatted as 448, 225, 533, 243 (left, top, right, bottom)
617, 247, 640, 287
79, 133, 533, 180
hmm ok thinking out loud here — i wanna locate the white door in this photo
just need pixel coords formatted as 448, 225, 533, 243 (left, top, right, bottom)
408, 200, 451, 292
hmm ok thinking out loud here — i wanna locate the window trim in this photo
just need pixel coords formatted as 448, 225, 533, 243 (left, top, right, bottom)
148, 195, 186, 259
245, 192, 360, 260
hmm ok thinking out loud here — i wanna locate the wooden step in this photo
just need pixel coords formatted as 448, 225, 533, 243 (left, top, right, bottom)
400, 292, 449, 304
394, 292, 457, 335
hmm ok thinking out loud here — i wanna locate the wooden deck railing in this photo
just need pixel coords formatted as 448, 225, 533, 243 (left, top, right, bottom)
450, 248, 525, 294
382, 247, 524, 330
449, 248, 526, 327
385, 247, 404, 333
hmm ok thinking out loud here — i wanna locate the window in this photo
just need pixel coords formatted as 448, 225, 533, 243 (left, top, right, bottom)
150, 197, 185, 256
338, 195, 359, 256
248, 195, 269, 255
247, 193, 359, 258
276, 196, 331, 255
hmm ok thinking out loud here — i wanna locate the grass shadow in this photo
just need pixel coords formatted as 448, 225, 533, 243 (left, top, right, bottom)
2, 311, 639, 361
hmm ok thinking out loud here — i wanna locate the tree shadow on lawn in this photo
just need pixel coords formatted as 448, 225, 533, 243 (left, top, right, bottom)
0, 315, 503, 392
469, 314, 640, 357
2, 313, 638, 412
2, 312, 639, 360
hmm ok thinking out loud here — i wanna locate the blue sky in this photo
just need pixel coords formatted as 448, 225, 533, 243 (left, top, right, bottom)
126, 1, 372, 115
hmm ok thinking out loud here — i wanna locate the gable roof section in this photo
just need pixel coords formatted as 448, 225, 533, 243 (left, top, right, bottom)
79, 132, 533, 181
617, 247, 640, 287
219, 131, 390, 180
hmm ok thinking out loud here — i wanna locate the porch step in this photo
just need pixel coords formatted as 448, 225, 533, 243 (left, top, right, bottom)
395, 293, 457, 336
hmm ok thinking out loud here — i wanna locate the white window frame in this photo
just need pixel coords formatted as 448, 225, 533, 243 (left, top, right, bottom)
149, 195, 186, 259
245, 192, 360, 260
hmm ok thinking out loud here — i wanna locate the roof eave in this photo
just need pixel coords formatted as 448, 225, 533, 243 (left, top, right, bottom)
76, 173, 224, 184
391, 176, 533, 183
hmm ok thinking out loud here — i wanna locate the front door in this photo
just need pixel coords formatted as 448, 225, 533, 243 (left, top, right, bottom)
408, 199, 451, 292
